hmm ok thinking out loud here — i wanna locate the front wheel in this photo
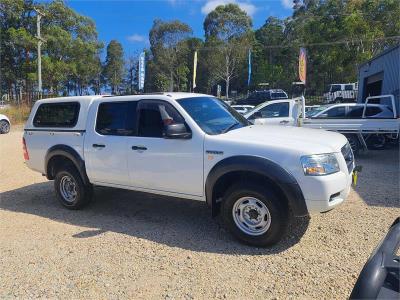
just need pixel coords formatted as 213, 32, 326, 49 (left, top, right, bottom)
54, 165, 92, 209
222, 183, 289, 247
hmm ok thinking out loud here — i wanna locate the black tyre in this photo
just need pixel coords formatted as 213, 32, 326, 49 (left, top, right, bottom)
366, 134, 386, 150
221, 183, 289, 247
54, 165, 92, 209
346, 134, 360, 155
0, 120, 10, 134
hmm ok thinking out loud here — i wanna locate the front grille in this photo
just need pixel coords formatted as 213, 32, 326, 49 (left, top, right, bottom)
341, 143, 354, 173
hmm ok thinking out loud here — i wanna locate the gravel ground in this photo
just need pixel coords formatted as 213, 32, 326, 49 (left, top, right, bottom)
0, 126, 399, 299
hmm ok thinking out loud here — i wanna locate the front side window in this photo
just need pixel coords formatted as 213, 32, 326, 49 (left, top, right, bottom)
324, 106, 346, 118
177, 97, 249, 135
258, 102, 289, 118
33, 102, 80, 127
345, 84, 354, 91
96, 101, 137, 136
138, 101, 184, 138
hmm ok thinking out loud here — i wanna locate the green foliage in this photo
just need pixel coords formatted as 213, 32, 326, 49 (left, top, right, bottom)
104, 40, 124, 94
202, 3, 253, 97
148, 19, 192, 92
1, 0, 103, 98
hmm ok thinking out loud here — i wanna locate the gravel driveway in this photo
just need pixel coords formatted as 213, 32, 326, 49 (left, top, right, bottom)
1, 127, 399, 299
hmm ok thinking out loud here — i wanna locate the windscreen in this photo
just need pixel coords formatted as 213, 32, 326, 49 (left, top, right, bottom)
177, 97, 249, 135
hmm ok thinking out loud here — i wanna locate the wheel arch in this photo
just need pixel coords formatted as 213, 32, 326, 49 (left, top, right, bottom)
205, 155, 308, 217
45, 145, 90, 185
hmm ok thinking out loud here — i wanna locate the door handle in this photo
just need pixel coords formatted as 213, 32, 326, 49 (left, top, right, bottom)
92, 144, 105, 148
132, 145, 147, 151
279, 120, 289, 124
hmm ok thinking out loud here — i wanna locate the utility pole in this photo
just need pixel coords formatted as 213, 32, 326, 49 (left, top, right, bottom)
34, 8, 45, 96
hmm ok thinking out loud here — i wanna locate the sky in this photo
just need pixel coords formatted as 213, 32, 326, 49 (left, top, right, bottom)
64, 0, 294, 58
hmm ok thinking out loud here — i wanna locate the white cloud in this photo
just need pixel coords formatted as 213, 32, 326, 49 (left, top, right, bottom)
127, 34, 146, 43
281, 0, 293, 9
201, 0, 257, 16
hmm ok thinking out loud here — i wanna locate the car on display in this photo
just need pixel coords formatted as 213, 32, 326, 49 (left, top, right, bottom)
231, 104, 254, 115
23, 93, 355, 247
350, 217, 399, 299
236, 89, 288, 106
323, 83, 358, 103
245, 95, 399, 154
0, 114, 11, 134
306, 103, 395, 119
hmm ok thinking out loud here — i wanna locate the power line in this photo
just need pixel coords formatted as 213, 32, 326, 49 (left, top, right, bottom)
195, 36, 400, 51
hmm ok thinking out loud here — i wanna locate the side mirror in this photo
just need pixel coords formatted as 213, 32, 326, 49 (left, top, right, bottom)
164, 123, 192, 139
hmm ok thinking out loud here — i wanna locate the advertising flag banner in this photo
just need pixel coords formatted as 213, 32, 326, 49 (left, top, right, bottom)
193, 51, 198, 89
138, 52, 146, 91
299, 47, 307, 84
247, 49, 252, 86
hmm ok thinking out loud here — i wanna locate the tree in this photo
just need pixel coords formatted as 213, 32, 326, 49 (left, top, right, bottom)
203, 4, 253, 97
104, 40, 124, 94
149, 19, 192, 92
0, 0, 103, 99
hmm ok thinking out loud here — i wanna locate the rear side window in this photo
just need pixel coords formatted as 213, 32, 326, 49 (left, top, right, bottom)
33, 102, 80, 127
96, 101, 137, 136
344, 84, 354, 91
365, 107, 382, 117
331, 85, 341, 92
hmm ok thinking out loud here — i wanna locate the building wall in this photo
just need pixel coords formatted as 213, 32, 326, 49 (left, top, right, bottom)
357, 45, 399, 105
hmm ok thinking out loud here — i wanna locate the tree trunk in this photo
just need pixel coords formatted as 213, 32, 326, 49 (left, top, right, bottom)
225, 78, 229, 98
169, 70, 174, 92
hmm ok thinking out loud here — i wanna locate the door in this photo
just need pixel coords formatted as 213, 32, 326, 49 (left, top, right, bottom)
85, 101, 137, 186
127, 100, 204, 196
248, 101, 293, 125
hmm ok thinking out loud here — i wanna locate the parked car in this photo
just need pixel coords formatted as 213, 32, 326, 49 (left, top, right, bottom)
244, 95, 399, 154
306, 103, 395, 119
24, 93, 355, 247
231, 105, 254, 115
323, 83, 358, 103
0, 114, 10, 134
236, 89, 288, 106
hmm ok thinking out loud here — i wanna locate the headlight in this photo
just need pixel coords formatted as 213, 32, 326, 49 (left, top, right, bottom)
300, 154, 340, 176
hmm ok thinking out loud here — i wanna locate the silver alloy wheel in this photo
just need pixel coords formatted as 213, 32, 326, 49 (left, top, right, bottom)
232, 196, 272, 236
0, 121, 9, 133
59, 175, 77, 203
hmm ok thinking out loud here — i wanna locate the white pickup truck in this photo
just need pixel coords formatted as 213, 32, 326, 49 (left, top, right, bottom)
23, 93, 355, 247
245, 95, 399, 153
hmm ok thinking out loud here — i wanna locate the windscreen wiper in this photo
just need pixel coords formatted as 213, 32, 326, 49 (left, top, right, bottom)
221, 122, 239, 133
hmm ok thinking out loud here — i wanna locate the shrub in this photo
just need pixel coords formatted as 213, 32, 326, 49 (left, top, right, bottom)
1, 105, 32, 124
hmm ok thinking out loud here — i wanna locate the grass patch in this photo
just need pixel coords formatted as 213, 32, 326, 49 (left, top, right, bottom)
1, 105, 32, 124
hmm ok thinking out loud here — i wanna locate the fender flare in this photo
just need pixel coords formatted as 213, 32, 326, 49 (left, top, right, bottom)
45, 145, 90, 185
205, 155, 308, 217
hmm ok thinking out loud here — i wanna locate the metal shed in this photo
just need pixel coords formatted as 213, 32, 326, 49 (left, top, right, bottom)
357, 45, 399, 110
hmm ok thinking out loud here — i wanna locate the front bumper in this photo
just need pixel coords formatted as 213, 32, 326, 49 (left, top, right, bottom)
302, 170, 353, 214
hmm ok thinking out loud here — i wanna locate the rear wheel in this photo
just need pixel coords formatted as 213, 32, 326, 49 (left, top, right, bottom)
0, 120, 10, 134
221, 183, 289, 247
366, 134, 386, 150
54, 165, 92, 209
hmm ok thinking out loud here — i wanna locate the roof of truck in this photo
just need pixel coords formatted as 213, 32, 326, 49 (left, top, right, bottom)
35, 93, 211, 104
